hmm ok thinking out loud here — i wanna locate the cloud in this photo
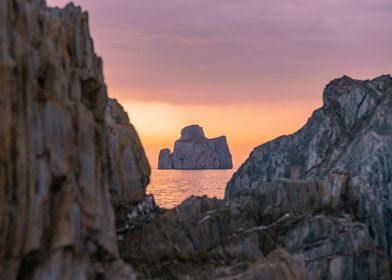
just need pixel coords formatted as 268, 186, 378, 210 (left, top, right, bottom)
48, 0, 392, 105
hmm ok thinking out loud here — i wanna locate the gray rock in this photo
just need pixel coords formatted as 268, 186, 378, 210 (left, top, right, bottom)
4, 0, 391, 278
181, 124, 205, 139
158, 125, 233, 169
0, 1, 149, 279
119, 75, 392, 279
158, 148, 172, 169
227, 75, 392, 259
120, 175, 390, 279
227, 75, 392, 196
211, 136, 233, 169
106, 98, 150, 207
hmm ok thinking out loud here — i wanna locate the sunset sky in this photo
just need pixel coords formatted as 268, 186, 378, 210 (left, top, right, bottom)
48, 0, 392, 168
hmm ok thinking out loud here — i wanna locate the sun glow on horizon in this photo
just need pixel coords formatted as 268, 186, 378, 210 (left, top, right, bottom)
45, 0, 392, 169
118, 97, 321, 168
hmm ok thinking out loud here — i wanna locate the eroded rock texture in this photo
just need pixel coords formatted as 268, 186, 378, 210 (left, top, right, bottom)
227, 75, 392, 259
106, 98, 150, 207
121, 76, 392, 279
158, 125, 233, 169
120, 175, 390, 279
2, 0, 391, 279
227, 75, 392, 197
0, 1, 149, 279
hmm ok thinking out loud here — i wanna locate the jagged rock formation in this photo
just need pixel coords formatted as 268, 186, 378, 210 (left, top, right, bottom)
158, 125, 233, 169
0, 1, 149, 279
3, 0, 392, 279
120, 174, 390, 279
227, 75, 392, 258
106, 98, 150, 206
120, 76, 392, 279
227, 75, 392, 197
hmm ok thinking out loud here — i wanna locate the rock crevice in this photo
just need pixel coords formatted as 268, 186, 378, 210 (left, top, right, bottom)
0, 1, 149, 279
2, 1, 392, 279
122, 75, 392, 279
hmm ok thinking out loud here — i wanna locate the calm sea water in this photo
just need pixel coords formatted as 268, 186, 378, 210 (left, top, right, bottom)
147, 169, 237, 208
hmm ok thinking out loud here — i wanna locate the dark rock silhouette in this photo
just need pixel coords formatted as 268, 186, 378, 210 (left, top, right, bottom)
158, 125, 233, 169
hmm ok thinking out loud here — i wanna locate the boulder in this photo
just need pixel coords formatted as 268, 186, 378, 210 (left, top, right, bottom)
158, 125, 233, 169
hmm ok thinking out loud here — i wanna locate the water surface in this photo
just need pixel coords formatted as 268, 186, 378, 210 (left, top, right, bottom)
147, 169, 236, 208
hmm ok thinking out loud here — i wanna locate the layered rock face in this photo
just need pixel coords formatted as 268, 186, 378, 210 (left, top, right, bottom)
3, 0, 391, 279
106, 98, 150, 207
121, 76, 392, 279
158, 125, 233, 169
0, 1, 149, 279
227, 75, 392, 197
227, 75, 392, 258
120, 175, 390, 279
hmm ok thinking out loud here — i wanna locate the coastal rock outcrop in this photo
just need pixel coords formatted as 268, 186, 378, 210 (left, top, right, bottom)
0, 1, 149, 279
227, 75, 392, 259
120, 76, 392, 279
106, 98, 150, 207
158, 125, 233, 169
3, 0, 392, 279
120, 174, 390, 279
227, 75, 392, 197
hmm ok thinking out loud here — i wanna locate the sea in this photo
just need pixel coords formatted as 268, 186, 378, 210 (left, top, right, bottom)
147, 169, 237, 208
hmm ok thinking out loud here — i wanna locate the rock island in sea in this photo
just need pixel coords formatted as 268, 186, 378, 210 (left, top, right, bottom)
2, 0, 392, 279
158, 125, 233, 169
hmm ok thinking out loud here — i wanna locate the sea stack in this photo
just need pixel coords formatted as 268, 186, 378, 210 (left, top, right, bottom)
158, 125, 233, 169
121, 75, 392, 279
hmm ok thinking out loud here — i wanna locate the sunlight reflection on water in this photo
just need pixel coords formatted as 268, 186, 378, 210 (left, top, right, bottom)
147, 169, 237, 209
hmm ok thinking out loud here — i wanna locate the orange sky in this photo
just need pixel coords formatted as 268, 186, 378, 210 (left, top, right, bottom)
121, 99, 320, 167
47, 0, 391, 168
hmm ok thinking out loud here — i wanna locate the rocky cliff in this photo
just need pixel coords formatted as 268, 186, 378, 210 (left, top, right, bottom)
0, 1, 149, 279
121, 76, 392, 279
158, 125, 233, 169
227, 75, 392, 197
106, 98, 150, 207
3, 1, 392, 279
227, 75, 392, 259
121, 175, 390, 279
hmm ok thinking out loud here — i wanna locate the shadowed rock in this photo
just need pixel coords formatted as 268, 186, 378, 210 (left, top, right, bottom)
158, 149, 172, 169
120, 76, 392, 279
2, 0, 391, 279
106, 98, 150, 206
227, 75, 392, 259
227, 75, 392, 197
158, 125, 233, 169
0, 1, 150, 279
120, 174, 390, 279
